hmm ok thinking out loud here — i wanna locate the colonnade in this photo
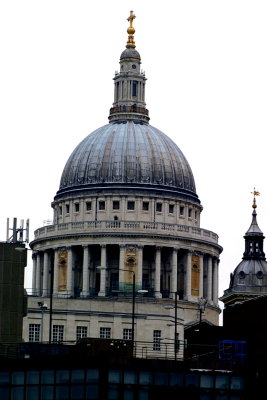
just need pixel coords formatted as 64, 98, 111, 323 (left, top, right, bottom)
31, 245, 219, 305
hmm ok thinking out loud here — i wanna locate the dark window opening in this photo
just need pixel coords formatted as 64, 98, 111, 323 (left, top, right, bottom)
113, 201, 120, 210
66, 204, 70, 214
127, 201, 135, 210
74, 203, 80, 213
156, 203, 162, 212
180, 206, 184, 216
169, 204, 174, 214
99, 201, 105, 210
86, 201, 92, 211
132, 81, 138, 97
143, 201, 149, 211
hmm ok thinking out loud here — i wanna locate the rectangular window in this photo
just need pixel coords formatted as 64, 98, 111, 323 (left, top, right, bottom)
86, 201, 92, 211
52, 325, 64, 343
100, 327, 111, 339
99, 201, 105, 210
132, 80, 138, 97
76, 326, 88, 341
59, 206, 62, 215
180, 206, 184, 216
188, 208, 192, 218
123, 328, 132, 341
29, 324, 40, 342
169, 204, 174, 214
156, 203, 162, 212
113, 201, 120, 210
153, 330, 161, 351
142, 201, 149, 211
66, 204, 70, 214
75, 203, 80, 213
127, 201, 135, 210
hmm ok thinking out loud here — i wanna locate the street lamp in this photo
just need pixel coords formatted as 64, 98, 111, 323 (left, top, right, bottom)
165, 291, 179, 360
38, 301, 48, 342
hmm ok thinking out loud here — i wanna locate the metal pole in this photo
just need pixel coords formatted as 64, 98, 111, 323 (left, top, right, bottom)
132, 272, 136, 356
174, 291, 178, 361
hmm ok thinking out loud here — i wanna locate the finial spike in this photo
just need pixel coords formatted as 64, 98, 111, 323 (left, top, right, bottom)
251, 188, 260, 209
126, 11, 136, 48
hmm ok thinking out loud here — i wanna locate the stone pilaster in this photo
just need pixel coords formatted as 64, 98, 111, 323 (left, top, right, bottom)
67, 247, 74, 297
137, 245, 143, 289
207, 256, 213, 302
212, 258, 219, 305
171, 248, 178, 299
98, 245, 107, 296
42, 251, 49, 297
154, 247, 162, 298
199, 253, 204, 298
81, 245, 90, 296
185, 251, 192, 300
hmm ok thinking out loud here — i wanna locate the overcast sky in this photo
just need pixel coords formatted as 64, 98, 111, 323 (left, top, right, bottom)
1, 1, 267, 309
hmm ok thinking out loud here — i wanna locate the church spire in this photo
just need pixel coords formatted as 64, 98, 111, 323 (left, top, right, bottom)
108, 11, 150, 124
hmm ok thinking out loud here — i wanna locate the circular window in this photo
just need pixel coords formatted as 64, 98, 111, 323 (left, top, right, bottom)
132, 64, 136, 69
239, 271, 245, 279
256, 271, 263, 279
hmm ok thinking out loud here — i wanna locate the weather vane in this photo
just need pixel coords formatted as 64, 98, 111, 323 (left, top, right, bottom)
251, 188, 260, 209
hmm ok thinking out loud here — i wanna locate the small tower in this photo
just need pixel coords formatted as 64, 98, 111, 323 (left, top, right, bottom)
220, 190, 267, 307
108, 11, 149, 123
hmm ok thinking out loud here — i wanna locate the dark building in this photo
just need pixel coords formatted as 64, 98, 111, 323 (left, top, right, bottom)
0, 242, 27, 343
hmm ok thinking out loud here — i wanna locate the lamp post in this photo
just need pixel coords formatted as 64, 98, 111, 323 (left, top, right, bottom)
38, 301, 48, 342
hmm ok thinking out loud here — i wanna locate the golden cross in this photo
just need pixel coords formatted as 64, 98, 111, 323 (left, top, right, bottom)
127, 11, 136, 28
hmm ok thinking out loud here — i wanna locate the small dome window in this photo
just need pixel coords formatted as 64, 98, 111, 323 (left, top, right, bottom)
239, 271, 245, 279
256, 271, 264, 279
132, 64, 136, 69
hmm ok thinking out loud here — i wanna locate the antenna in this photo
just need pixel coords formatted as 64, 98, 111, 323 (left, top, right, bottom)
6, 217, 30, 244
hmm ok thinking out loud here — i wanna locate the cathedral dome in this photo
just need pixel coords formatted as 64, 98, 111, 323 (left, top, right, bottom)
56, 121, 199, 202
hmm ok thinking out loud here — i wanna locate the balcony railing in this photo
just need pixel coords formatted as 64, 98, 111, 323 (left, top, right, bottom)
34, 220, 219, 244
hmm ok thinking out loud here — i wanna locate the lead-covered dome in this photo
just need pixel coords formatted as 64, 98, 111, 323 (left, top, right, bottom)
56, 121, 199, 202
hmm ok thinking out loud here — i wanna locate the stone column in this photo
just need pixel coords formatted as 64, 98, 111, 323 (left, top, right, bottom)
36, 252, 41, 296
154, 247, 162, 298
207, 256, 213, 302
171, 248, 178, 299
185, 251, 192, 300
137, 245, 143, 289
67, 247, 74, 297
42, 251, 49, 297
81, 245, 90, 296
212, 258, 219, 305
199, 253, 204, 298
32, 253, 37, 295
98, 245, 107, 296
53, 249, 59, 296
119, 245, 125, 290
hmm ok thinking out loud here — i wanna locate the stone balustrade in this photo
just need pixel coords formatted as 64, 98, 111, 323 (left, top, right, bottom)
34, 220, 219, 243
